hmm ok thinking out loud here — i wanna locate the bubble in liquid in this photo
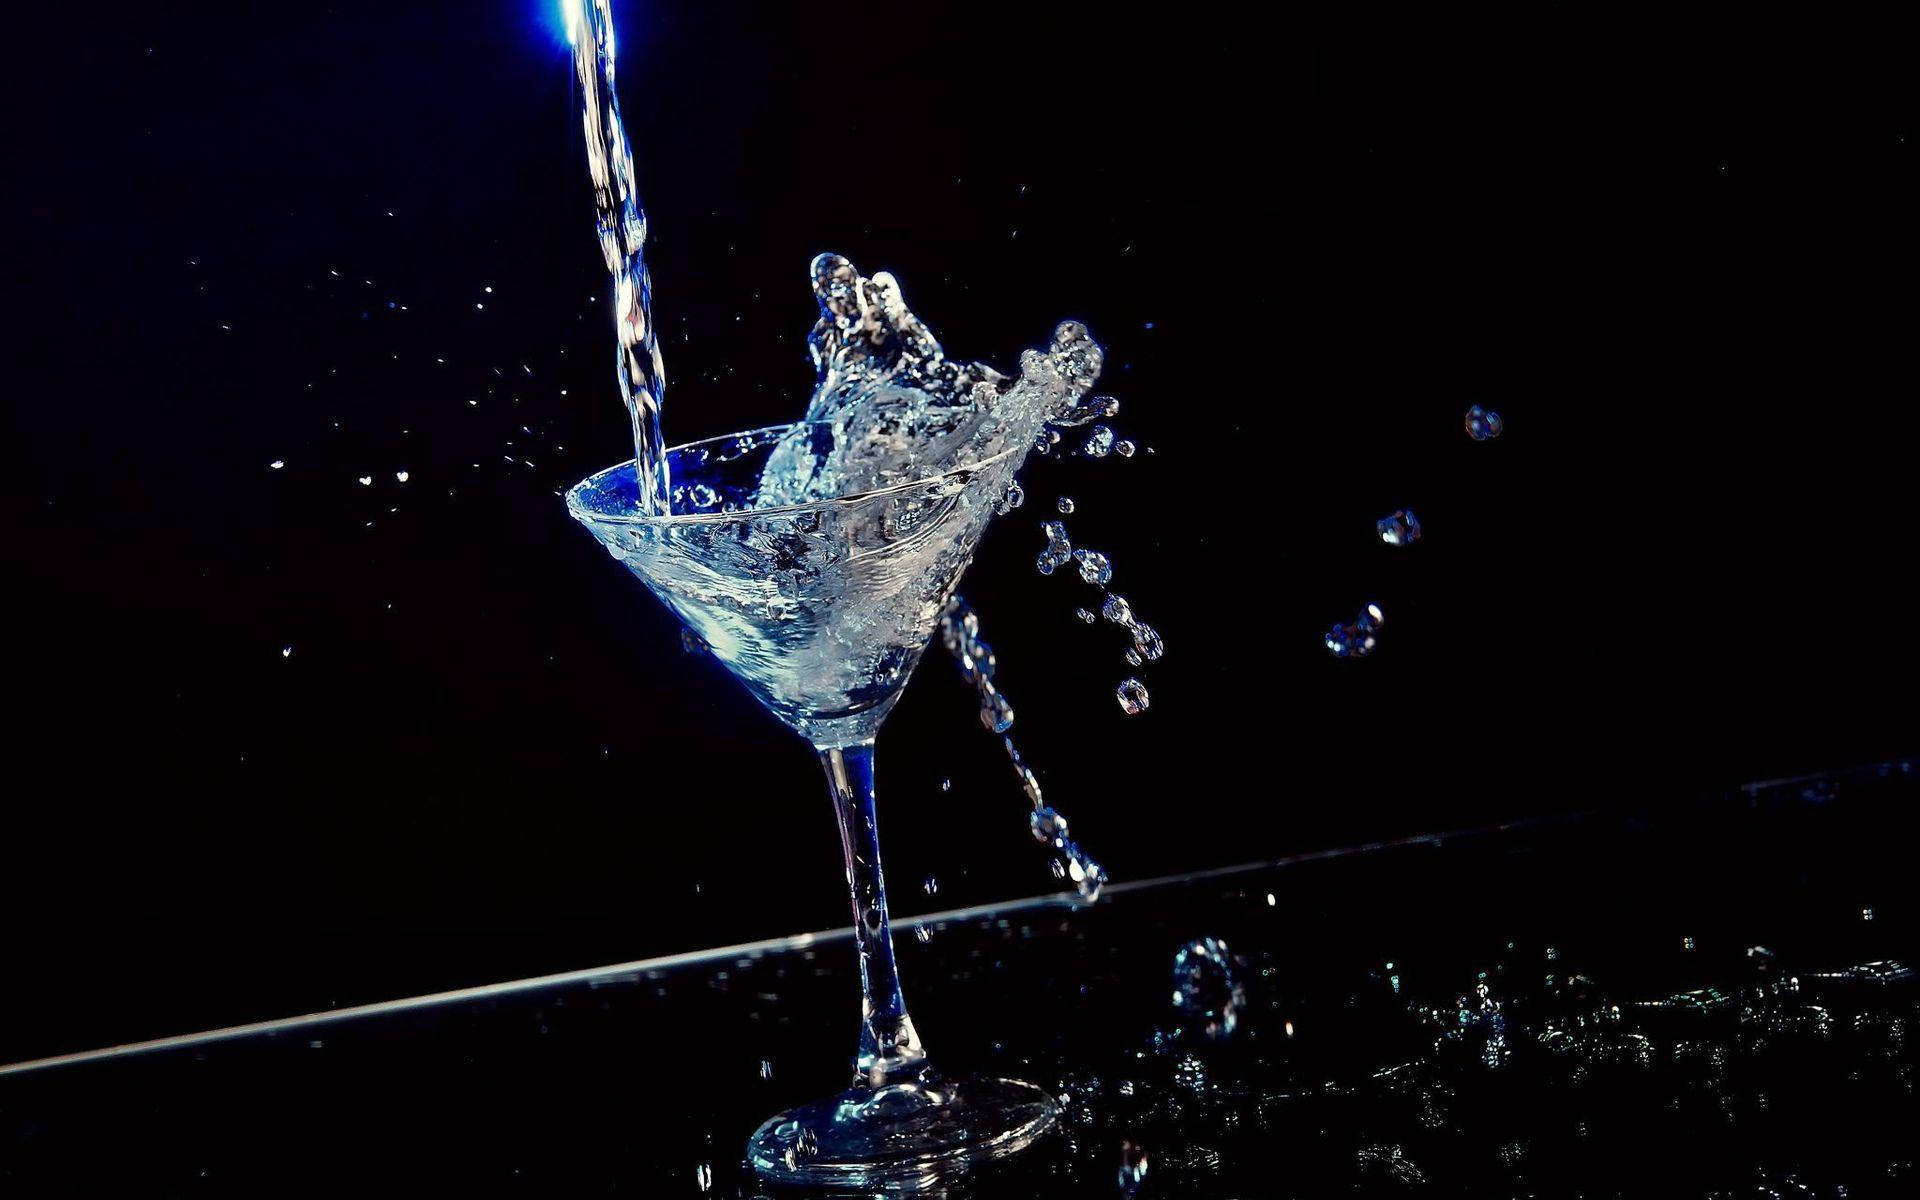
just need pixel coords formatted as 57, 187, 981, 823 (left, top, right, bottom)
1101, 594, 1134, 625
1116, 677, 1150, 715
1074, 549, 1114, 586
1465, 404, 1505, 441
1056, 496, 1076, 514
1171, 937, 1245, 1039
1377, 508, 1422, 546
1084, 425, 1116, 457
1115, 439, 1136, 458
1131, 623, 1165, 662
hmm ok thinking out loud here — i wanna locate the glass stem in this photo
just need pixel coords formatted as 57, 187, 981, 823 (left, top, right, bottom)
819, 740, 929, 1089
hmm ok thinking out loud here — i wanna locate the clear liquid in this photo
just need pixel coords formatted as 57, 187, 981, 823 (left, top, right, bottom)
565, 0, 670, 514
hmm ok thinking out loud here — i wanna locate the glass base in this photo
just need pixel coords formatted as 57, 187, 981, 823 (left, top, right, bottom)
745, 1075, 1060, 1189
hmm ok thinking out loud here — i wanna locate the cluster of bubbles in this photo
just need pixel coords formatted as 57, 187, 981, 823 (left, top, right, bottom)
938, 596, 1106, 900
1323, 603, 1385, 659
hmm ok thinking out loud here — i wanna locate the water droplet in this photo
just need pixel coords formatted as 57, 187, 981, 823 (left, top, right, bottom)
280, 645, 293, 659
1074, 549, 1113, 586
1101, 594, 1134, 625
759, 1058, 774, 1080
923, 875, 939, 896
1119, 1140, 1150, 1193
940, 778, 952, 793
1171, 937, 1244, 1040
1036, 521, 1074, 575
1073, 607, 1097, 624
981, 690, 1015, 733
1130, 623, 1164, 662
1116, 678, 1150, 715
915, 924, 931, 944
997, 482, 1025, 515
1030, 806, 1069, 846
679, 628, 708, 655
1465, 404, 1505, 441
1050, 859, 1066, 880
1377, 508, 1422, 546
1056, 496, 1076, 514
1115, 439, 1136, 458
357, 475, 373, 487
1084, 425, 1116, 457
268, 460, 285, 470
394, 470, 410, 484
1325, 603, 1384, 658
1125, 648, 1143, 667
694, 1162, 713, 1193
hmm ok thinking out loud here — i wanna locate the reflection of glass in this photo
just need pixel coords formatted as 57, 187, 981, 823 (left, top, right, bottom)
568, 424, 1058, 1187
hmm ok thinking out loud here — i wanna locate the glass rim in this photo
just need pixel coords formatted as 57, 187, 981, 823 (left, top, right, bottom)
565, 421, 1027, 529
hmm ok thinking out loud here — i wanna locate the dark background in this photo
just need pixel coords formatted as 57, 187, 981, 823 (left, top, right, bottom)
1, 5, 1911, 1063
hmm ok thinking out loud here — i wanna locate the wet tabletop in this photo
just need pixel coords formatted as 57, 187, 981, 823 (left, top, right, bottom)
3, 763, 1915, 1197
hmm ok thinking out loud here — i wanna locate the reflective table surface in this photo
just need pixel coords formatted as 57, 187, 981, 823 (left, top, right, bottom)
4, 762, 1915, 1197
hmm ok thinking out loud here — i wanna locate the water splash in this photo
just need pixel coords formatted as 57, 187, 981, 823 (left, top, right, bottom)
564, 0, 670, 514
755, 254, 1103, 509
939, 596, 1106, 899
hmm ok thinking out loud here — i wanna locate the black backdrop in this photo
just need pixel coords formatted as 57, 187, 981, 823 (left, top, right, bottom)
2, 6, 1912, 1061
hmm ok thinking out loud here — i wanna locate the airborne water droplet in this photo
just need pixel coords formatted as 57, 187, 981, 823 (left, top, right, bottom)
1056, 496, 1075, 514
1131, 622, 1164, 661
1465, 404, 1504, 441
1116, 678, 1150, 715
1101, 594, 1134, 625
1074, 549, 1113, 586
1074, 607, 1097, 624
1030, 806, 1069, 845
1115, 439, 1136, 458
1377, 508, 1421, 546
1084, 425, 1115, 457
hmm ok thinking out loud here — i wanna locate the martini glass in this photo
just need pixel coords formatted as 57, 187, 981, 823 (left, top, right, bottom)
567, 423, 1059, 1187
